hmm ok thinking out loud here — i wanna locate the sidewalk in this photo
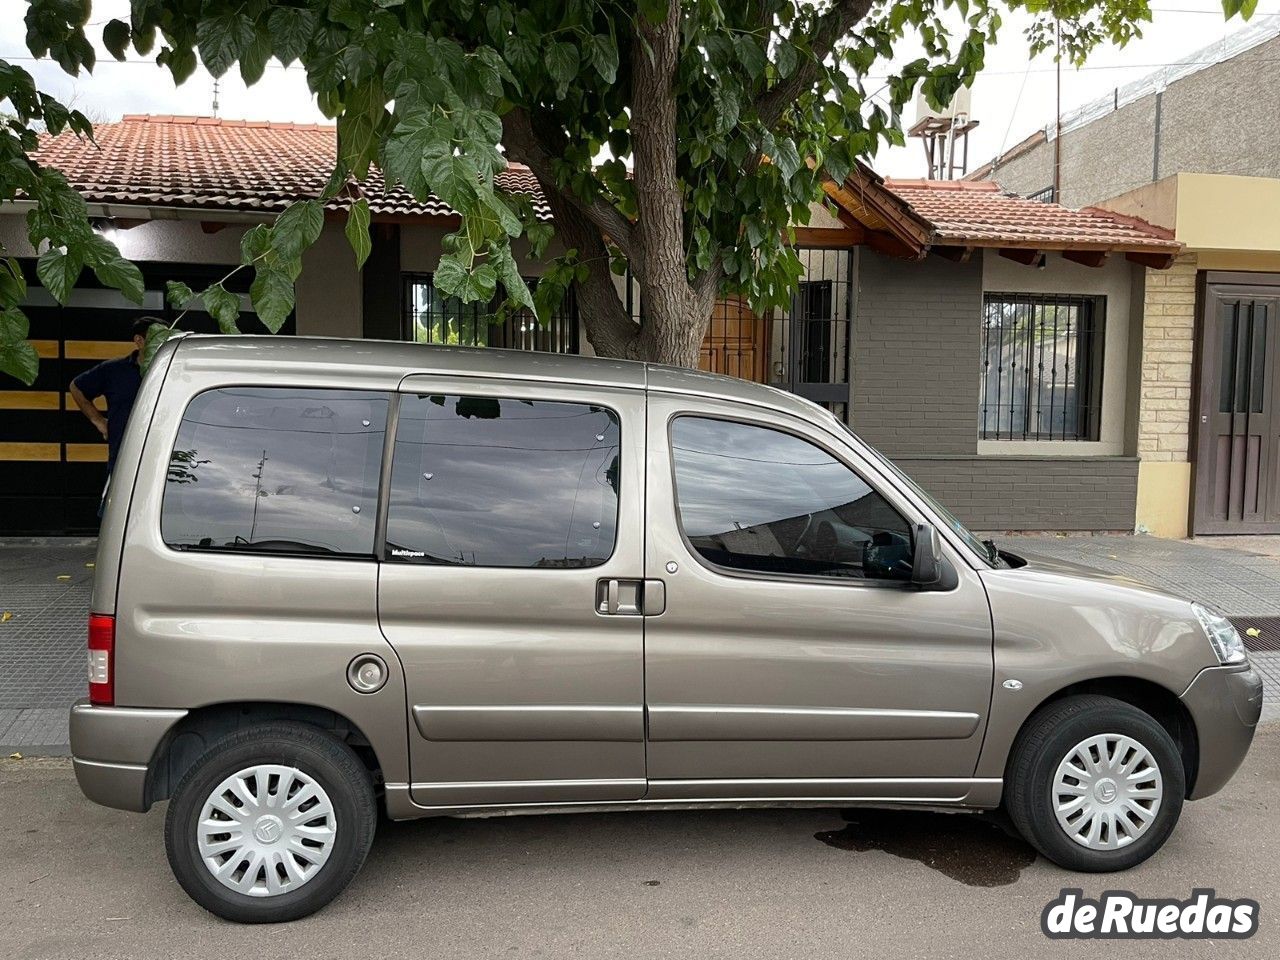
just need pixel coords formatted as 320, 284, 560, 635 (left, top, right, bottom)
0, 541, 96, 753
2, 534, 1277, 751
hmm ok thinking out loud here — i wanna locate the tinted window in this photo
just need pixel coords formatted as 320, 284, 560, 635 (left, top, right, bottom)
161, 388, 389, 555
671, 417, 913, 580
385, 395, 619, 568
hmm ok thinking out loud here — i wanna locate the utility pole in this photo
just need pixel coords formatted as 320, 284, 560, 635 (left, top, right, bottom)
1053, 19, 1062, 203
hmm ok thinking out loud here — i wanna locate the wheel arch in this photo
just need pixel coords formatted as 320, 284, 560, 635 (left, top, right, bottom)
145, 701, 387, 808
1007, 677, 1200, 797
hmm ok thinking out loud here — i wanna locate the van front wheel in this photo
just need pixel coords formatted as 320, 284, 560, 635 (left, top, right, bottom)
164, 722, 377, 923
1005, 695, 1185, 872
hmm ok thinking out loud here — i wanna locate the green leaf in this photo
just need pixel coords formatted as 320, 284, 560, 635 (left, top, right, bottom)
771, 137, 801, 182
432, 253, 470, 300
161, 45, 198, 85
196, 13, 256, 78
774, 39, 798, 79
492, 244, 534, 312
0, 307, 38, 385
735, 35, 767, 80
545, 42, 579, 96
240, 223, 272, 264
269, 6, 319, 66
479, 191, 523, 238
384, 115, 452, 198
468, 262, 498, 302
141, 324, 180, 370
239, 27, 272, 86
166, 280, 195, 309
271, 199, 324, 260
422, 154, 479, 212
103, 19, 131, 61
345, 198, 372, 270
249, 269, 295, 333
0, 258, 26, 308
586, 35, 619, 84
35, 247, 82, 303
93, 256, 145, 305
201, 283, 242, 334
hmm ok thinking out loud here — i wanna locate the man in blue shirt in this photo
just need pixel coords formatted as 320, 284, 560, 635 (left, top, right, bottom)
69, 318, 162, 477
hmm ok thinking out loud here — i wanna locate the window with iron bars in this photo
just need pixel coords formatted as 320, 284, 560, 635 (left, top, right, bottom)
979, 293, 1105, 441
401, 273, 579, 354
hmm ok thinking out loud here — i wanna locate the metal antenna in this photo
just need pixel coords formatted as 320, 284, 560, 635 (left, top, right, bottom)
211, 77, 221, 117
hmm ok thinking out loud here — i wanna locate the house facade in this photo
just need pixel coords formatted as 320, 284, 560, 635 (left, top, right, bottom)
970, 15, 1280, 537
0, 115, 1178, 536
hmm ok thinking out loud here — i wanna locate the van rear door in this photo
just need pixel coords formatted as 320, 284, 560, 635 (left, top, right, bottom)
378, 376, 647, 808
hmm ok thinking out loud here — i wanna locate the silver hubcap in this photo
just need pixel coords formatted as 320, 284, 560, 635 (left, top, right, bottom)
197, 765, 337, 897
1052, 733, 1163, 850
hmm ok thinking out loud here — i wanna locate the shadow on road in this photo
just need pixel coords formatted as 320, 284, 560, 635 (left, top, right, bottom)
364, 803, 1037, 889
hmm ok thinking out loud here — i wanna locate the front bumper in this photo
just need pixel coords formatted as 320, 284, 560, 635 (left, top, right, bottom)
69, 702, 187, 812
1179, 663, 1263, 800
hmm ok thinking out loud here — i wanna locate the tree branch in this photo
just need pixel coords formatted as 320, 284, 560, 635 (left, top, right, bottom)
753, 0, 875, 128
501, 106, 640, 270
537, 184, 641, 359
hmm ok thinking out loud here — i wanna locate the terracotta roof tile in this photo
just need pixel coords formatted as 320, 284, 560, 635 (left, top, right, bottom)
29, 116, 1177, 256
882, 178, 1178, 251
33, 114, 549, 220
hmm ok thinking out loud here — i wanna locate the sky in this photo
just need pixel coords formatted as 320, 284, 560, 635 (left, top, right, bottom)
2, 0, 1277, 180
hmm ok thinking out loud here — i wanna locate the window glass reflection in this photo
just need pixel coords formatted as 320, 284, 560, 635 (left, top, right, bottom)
672, 417, 913, 580
385, 395, 619, 568
161, 388, 388, 555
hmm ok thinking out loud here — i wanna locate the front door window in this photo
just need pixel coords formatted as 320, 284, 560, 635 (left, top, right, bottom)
670, 416, 914, 581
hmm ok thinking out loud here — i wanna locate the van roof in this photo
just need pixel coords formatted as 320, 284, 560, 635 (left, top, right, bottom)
168, 334, 836, 425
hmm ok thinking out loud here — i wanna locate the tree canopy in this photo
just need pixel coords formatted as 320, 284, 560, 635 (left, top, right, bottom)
0, 0, 1256, 381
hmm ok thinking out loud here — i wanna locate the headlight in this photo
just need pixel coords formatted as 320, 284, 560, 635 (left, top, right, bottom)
1192, 603, 1248, 665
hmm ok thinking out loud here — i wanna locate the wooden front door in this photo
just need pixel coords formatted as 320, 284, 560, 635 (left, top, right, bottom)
1194, 278, 1280, 534
700, 296, 770, 384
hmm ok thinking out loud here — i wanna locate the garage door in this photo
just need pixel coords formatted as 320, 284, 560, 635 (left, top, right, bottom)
0, 262, 294, 536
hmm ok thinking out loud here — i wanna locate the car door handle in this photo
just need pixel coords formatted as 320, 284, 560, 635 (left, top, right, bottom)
596, 579, 665, 616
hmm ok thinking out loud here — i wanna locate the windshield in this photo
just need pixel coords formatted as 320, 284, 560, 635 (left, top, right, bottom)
838, 424, 996, 567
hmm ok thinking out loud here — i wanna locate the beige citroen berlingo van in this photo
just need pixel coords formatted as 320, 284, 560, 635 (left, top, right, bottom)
71, 335, 1261, 923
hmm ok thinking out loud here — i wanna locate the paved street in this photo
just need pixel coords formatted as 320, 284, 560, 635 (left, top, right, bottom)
3, 534, 1280, 749
0, 726, 1277, 958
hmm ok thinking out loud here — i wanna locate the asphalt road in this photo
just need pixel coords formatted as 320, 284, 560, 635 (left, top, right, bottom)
3, 727, 1279, 960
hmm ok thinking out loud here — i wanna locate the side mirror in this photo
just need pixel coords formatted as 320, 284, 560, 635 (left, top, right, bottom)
911, 523, 944, 588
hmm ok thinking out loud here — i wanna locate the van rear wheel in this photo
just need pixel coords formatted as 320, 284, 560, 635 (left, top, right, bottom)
164, 722, 376, 923
1005, 695, 1185, 872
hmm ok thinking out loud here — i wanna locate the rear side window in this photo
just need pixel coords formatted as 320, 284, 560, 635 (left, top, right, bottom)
161, 387, 389, 556
385, 394, 619, 568
671, 416, 914, 581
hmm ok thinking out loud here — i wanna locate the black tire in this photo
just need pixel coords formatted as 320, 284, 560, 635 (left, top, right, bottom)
164, 722, 377, 923
1005, 694, 1185, 872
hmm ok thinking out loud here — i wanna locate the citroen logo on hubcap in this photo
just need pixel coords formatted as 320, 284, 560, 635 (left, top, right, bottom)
253, 815, 284, 844
1095, 779, 1118, 803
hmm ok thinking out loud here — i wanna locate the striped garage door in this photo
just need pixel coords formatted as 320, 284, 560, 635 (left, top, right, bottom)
0, 262, 294, 536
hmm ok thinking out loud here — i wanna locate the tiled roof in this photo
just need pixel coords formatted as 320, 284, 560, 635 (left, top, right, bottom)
32, 115, 549, 220
29, 116, 1176, 256
882, 179, 1179, 251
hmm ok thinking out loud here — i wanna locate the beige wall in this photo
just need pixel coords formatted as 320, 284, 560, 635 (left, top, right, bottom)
979, 252, 1139, 457
0, 212, 362, 338
295, 222, 362, 338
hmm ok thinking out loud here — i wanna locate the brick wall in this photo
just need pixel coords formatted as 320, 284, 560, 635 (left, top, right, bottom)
852, 250, 983, 456
852, 249, 1140, 531
897, 457, 1141, 531
1138, 253, 1197, 463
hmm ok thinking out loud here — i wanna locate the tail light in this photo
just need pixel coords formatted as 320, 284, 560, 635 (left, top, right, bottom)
87, 613, 115, 706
